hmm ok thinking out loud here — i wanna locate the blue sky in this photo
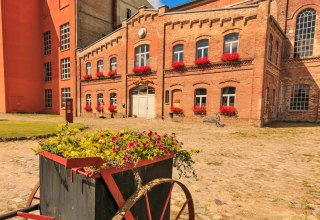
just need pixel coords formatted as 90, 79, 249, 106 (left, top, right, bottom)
148, 0, 190, 8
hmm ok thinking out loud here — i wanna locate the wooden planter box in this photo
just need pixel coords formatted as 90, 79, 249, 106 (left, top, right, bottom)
39, 151, 173, 220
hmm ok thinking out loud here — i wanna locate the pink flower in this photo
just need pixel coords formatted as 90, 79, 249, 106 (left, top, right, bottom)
163, 149, 170, 154
143, 142, 148, 148
112, 136, 117, 141
128, 141, 135, 148
156, 136, 162, 143
122, 157, 130, 163
158, 144, 164, 150
112, 148, 118, 153
148, 131, 153, 137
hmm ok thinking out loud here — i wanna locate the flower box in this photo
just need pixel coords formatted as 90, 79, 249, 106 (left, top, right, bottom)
96, 72, 104, 77
194, 57, 210, 66
83, 74, 92, 80
172, 61, 185, 69
132, 66, 151, 74
108, 105, 117, 112
108, 70, 117, 77
193, 106, 206, 115
84, 105, 92, 111
221, 52, 240, 62
96, 106, 103, 111
220, 106, 237, 116
170, 107, 183, 114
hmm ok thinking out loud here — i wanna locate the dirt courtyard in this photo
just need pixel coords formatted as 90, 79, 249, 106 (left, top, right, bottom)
0, 114, 319, 219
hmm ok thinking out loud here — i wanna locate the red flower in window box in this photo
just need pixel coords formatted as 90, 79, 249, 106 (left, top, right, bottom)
194, 57, 210, 66
221, 52, 240, 62
83, 74, 92, 80
108, 70, 117, 77
172, 61, 185, 69
220, 106, 237, 116
170, 107, 183, 114
96, 106, 103, 111
84, 105, 92, 111
96, 72, 104, 77
132, 66, 151, 74
108, 105, 117, 112
192, 106, 206, 115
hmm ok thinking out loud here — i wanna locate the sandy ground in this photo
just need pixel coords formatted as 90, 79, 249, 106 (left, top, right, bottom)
0, 114, 319, 219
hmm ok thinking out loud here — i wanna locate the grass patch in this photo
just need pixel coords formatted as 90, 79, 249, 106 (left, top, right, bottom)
0, 120, 85, 139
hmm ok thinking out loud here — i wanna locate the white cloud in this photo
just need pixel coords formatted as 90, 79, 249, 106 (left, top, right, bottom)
148, 0, 163, 9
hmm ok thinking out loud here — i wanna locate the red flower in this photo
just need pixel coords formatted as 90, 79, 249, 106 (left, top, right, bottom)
193, 106, 206, 115
84, 104, 92, 111
220, 106, 236, 115
194, 57, 210, 66
96, 72, 104, 77
108, 70, 117, 77
172, 61, 185, 69
221, 52, 240, 62
96, 106, 103, 111
83, 74, 92, 80
170, 107, 183, 114
132, 66, 151, 73
108, 105, 117, 112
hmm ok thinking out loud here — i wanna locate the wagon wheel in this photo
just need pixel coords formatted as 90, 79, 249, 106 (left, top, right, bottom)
112, 178, 195, 220
24, 181, 40, 220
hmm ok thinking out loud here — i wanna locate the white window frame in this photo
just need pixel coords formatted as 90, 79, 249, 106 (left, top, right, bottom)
86, 94, 92, 106
97, 60, 104, 72
290, 84, 310, 111
195, 89, 207, 107
43, 31, 51, 55
60, 23, 70, 51
135, 45, 150, 67
44, 62, 52, 82
61, 58, 70, 80
61, 88, 71, 108
45, 89, 52, 108
196, 40, 209, 59
224, 33, 239, 54
221, 87, 236, 107
86, 62, 91, 75
173, 44, 184, 62
110, 93, 117, 106
110, 58, 117, 70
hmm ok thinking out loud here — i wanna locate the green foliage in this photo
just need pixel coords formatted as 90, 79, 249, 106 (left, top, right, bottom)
38, 125, 199, 178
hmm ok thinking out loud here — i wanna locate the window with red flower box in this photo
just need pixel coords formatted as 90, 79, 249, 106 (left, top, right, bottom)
220, 106, 237, 116
96, 72, 104, 77
192, 106, 206, 115
84, 104, 92, 111
172, 61, 185, 69
132, 66, 151, 73
83, 74, 92, 80
194, 57, 210, 65
221, 53, 240, 62
108, 70, 117, 77
108, 105, 117, 112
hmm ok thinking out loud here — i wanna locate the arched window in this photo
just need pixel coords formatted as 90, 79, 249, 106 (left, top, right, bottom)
268, 34, 273, 61
135, 44, 150, 67
86, 62, 91, 75
173, 44, 184, 62
275, 41, 279, 65
294, 8, 316, 58
86, 94, 92, 105
224, 33, 239, 53
221, 87, 236, 106
110, 57, 117, 70
97, 93, 103, 106
97, 60, 103, 72
290, 84, 310, 111
196, 40, 209, 59
194, 89, 207, 106
110, 93, 117, 106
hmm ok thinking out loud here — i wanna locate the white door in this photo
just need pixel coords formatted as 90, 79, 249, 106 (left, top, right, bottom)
131, 86, 155, 118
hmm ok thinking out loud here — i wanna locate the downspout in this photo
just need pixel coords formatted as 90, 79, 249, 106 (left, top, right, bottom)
75, 0, 78, 116
125, 24, 128, 117
161, 24, 166, 120
284, 0, 289, 34
1, 0, 8, 113
79, 57, 82, 116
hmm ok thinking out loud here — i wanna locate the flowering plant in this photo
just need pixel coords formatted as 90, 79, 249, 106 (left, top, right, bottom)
193, 106, 206, 115
172, 61, 185, 69
83, 74, 92, 80
108, 70, 117, 77
170, 107, 183, 114
37, 125, 200, 178
96, 106, 103, 111
220, 106, 237, 116
84, 105, 92, 111
132, 66, 151, 74
221, 52, 240, 62
194, 57, 210, 66
108, 105, 117, 112
96, 72, 104, 77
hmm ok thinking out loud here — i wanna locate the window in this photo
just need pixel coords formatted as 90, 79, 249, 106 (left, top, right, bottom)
132, 86, 155, 95
44, 62, 52, 81
97, 93, 103, 106
60, 23, 70, 50
110, 57, 117, 70
268, 34, 273, 61
110, 93, 117, 106
86, 94, 92, 105
224, 33, 239, 53
135, 45, 150, 67
275, 41, 279, 65
290, 84, 310, 111
294, 9, 316, 58
196, 40, 209, 59
43, 31, 51, 55
45, 89, 52, 108
97, 60, 103, 72
165, 90, 170, 104
194, 89, 207, 106
86, 62, 91, 74
61, 58, 70, 79
126, 8, 132, 19
61, 88, 71, 108
173, 44, 184, 62
221, 87, 236, 106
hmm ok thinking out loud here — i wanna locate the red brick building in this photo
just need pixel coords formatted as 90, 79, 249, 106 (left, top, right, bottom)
77, 0, 320, 126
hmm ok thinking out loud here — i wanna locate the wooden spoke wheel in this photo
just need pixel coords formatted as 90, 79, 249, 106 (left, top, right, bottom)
112, 178, 195, 220
24, 181, 40, 220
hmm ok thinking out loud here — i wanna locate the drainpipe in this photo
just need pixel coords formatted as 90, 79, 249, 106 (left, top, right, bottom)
284, 0, 289, 34
125, 23, 129, 117
161, 24, 166, 120
75, 0, 78, 116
